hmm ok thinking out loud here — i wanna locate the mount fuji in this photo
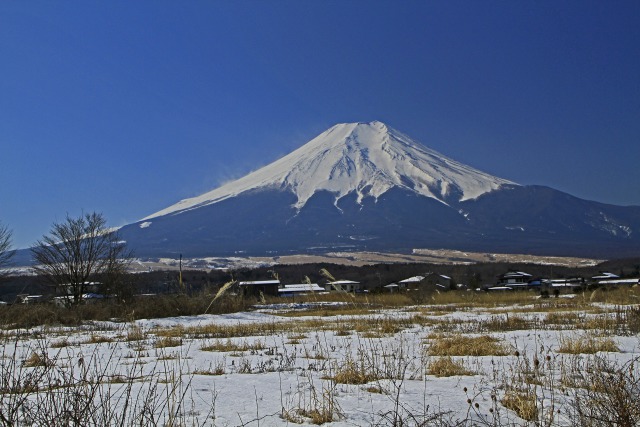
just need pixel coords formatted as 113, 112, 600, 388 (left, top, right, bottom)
119, 121, 640, 259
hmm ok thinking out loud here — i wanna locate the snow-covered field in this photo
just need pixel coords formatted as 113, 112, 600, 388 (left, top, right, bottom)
2, 299, 639, 426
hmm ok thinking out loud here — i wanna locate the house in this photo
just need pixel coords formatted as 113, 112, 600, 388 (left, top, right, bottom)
398, 275, 425, 291
397, 273, 454, 292
527, 278, 551, 288
53, 293, 106, 307
422, 273, 453, 290
549, 277, 585, 291
61, 282, 101, 293
485, 286, 514, 292
594, 277, 640, 287
384, 283, 399, 293
496, 271, 532, 288
591, 272, 619, 281
326, 280, 361, 293
589, 272, 640, 288
600, 278, 640, 286
238, 280, 281, 297
17, 294, 45, 304
57, 282, 102, 300
278, 283, 325, 297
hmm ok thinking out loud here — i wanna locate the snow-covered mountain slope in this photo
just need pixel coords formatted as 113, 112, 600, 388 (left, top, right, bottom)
144, 121, 515, 220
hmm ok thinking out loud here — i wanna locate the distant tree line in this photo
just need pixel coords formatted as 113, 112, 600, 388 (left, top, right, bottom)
3, 255, 640, 303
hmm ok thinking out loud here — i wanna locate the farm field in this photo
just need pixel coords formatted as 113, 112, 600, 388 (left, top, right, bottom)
1, 290, 639, 426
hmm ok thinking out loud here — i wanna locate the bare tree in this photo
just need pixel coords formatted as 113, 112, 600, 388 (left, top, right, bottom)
0, 222, 15, 273
31, 212, 132, 305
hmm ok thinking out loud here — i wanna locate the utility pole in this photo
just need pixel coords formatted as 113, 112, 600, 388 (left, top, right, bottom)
179, 254, 184, 293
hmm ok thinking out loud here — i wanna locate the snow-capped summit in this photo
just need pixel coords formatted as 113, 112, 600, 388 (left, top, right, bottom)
145, 121, 515, 219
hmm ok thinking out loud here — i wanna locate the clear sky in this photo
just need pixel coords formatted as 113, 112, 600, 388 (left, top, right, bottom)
1, 1, 639, 249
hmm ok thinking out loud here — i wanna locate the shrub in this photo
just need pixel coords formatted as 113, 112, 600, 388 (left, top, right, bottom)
569, 356, 640, 426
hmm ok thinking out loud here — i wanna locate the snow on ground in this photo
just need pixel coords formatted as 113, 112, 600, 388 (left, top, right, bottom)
134, 311, 283, 329
2, 301, 639, 426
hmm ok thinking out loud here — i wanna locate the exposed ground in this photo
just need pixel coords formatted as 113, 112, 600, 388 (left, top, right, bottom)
124, 249, 603, 272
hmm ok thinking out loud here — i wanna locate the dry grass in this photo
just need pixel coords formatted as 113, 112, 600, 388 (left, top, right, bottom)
364, 385, 385, 394
50, 339, 72, 348
105, 374, 130, 384
587, 287, 640, 305
266, 292, 413, 308
427, 334, 510, 357
126, 326, 145, 342
429, 291, 537, 307
156, 353, 179, 360
154, 325, 185, 338
544, 311, 581, 327
568, 356, 640, 425
558, 333, 619, 354
294, 408, 334, 424
154, 316, 417, 341
180, 321, 283, 339
353, 316, 412, 337
332, 359, 378, 385
23, 352, 54, 368
200, 339, 265, 353
281, 306, 373, 317
193, 361, 226, 376
84, 334, 114, 344
501, 390, 538, 421
426, 356, 474, 377
480, 315, 536, 332
154, 336, 181, 348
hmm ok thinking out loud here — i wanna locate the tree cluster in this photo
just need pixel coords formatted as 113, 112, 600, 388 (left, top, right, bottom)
31, 212, 132, 305
1, 212, 132, 306
0, 222, 14, 276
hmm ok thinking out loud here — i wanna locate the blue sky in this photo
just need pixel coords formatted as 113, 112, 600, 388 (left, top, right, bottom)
1, 1, 639, 248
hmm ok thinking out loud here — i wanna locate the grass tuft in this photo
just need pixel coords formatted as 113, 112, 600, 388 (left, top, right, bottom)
558, 334, 619, 354
23, 352, 54, 368
427, 356, 473, 377
155, 336, 181, 348
427, 334, 510, 357
332, 359, 378, 385
501, 390, 538, 421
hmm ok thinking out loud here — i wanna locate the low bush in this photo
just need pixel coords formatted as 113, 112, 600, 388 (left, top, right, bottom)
569, 356, 640, 426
